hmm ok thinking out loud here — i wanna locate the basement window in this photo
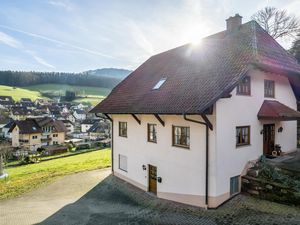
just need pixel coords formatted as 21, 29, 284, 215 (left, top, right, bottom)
230, 175, 240, 195
153, 78, 166, 90
119, 154, 128, 172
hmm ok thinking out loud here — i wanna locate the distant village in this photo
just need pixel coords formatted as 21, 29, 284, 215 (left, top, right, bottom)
0, 95, 110, 156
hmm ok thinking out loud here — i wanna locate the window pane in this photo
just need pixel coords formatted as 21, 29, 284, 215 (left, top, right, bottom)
173, 126, 190, 148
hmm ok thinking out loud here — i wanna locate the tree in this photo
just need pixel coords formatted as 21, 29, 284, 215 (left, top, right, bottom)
0, 141, 12, 178
290, 34, 300, 63
65, 90, 76, 102
252, 7, 300, 39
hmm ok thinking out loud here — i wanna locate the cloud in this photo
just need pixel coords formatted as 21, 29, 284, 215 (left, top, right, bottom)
48, 0, 73, 11
25, 50, 55, 69
0, 30, 55, 69
0, 31, 22, 48
0, 25, 115, 59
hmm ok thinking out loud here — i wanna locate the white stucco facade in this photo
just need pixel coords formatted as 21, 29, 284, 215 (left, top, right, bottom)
109, 69, 298, 208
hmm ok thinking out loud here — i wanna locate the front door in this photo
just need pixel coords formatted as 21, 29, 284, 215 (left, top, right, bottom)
148, 165, 157, 194
263, 124, 275, 155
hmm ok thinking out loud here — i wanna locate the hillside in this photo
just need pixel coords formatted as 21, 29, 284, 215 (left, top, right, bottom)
0, 68, 131, 89
0, 85, 42, 101
83, 68, 131, 79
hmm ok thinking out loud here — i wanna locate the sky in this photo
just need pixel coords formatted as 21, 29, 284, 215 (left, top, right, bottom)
0, 0, 299, 72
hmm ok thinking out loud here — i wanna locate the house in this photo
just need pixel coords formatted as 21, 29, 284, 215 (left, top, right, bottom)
35, 117, 67, 146
10, 106, 34, 120
10, 119, 43, 151
73, 109, 87, 121
0, 96, 14, 109
9, 117, 67, 150
91, 14, 300, 208
19, 98, 35, 109
87, 121, 110, 140
81, 119, 97, 133
59, 119, 75, 135
2, 121, 13, 139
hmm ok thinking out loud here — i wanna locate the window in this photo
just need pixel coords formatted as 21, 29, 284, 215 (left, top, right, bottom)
236, 76, 251, 95
53, 134, 58, 137
264, 80, 275, 98
53, 141, 58, 145
153, 78, 166, 90
172, 126, 190, 148
230, 176, 240, 195
119, 122, 127, 137
147, 124, 157, 143
32, 135, 37, 139
119, 154, 127, 172
236, 126, 250, 146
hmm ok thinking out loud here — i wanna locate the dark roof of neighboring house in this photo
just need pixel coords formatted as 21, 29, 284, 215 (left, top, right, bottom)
20, 98, 32, 102
11, 107, 33, 115
87, 122, 109, 133
59, 119, 74, 125
81, 119, 99, 125
74, 109, 86, 114
257, 100, 300, 121
91, 21, 300, 115
0, 96, 14, 105
51, 120, 68, 133
35, 117, 67, 133
9, 119, 42, 134
3, 121, 14, 129
9, 117, 67, 134
0, 96, 13, 102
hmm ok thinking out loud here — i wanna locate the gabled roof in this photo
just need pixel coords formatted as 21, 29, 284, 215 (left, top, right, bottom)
9, 119, 42, 134
258, 100, 300, 121
87, 122, 109, 133
91, 21, 300, 115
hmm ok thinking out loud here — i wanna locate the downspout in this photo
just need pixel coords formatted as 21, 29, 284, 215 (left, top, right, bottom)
183, 114, 209, 208
95, 113, 114, 174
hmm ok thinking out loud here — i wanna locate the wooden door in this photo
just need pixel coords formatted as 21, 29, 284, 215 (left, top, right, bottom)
148, 165, 157, 194
263, 124, 275, 155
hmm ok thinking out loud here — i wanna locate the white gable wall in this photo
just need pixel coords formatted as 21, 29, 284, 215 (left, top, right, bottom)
214, 69, 297, 197
112, 114, 217, 207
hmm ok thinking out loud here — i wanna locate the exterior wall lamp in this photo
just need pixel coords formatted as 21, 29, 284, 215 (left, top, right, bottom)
260, 129, 264, 135
157, 177, 162, 183
278, 127, 283, 133
142, 165, 146, 170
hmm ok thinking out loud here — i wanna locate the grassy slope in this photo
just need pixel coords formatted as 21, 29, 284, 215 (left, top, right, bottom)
25, 84, 111, 96
0, 149, 111, 200
0, 85, 42, 101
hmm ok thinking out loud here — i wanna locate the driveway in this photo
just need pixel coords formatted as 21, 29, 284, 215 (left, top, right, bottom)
0, 169, 111, 225
1, 169, 300, 225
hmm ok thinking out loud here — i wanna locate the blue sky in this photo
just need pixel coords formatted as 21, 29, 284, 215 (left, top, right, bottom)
0, 0, 298, 72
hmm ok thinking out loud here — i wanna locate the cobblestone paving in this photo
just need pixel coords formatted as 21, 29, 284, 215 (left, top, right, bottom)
40, 175, 300, 225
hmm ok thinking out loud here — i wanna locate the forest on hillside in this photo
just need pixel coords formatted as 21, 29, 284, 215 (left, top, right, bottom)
0, 69, 131, 88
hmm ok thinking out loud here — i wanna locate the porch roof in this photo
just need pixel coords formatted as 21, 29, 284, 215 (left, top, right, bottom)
257, 100, 300, 121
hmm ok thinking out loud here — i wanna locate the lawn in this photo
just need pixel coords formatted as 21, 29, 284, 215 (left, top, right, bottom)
0, 149, 111, 200
0, 85, 42, 101
24, 84, 111, 96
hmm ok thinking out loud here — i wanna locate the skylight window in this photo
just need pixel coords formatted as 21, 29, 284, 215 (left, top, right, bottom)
153, 78, 166, 90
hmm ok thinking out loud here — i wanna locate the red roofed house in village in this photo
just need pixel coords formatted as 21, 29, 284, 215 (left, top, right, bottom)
91, 14, 300, 208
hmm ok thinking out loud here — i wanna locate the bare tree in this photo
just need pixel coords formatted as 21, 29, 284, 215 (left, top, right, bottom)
252, 7, 300, 39
0, 141, 13, 177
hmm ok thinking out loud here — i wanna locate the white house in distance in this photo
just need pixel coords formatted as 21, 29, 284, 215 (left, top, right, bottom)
91, 14, 300, 208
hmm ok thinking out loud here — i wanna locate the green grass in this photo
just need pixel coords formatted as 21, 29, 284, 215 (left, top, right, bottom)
0, 149, 111, 200
73, 95, 104, 106
25, 84, 111, 96
0, 85, 42, 101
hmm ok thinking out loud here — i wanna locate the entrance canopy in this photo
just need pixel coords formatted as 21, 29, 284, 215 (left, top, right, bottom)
258, 100, 300, 121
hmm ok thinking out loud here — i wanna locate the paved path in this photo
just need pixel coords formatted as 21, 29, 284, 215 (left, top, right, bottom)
1, 168, 300, 225
0, 169, 111, 225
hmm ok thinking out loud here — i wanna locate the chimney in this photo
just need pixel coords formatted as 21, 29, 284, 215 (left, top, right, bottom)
226, 14, 242, 31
